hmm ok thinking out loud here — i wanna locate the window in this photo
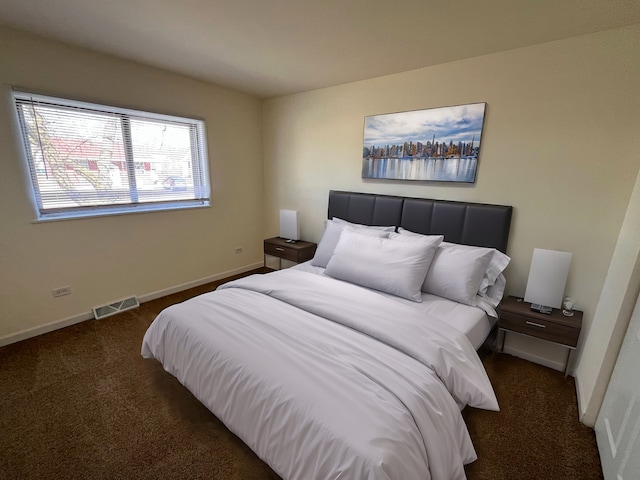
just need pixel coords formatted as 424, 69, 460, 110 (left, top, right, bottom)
13, 92, 210, 221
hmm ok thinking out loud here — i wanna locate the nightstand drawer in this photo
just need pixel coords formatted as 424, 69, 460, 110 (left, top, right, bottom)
264, 242, 300, 262
263, 238, 317, 267
500, 311, 580, 347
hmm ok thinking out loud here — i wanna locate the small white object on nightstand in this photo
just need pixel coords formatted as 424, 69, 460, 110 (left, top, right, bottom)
279, 209, 300, 242
562, 297, 576, 317
524, 248, 572, 314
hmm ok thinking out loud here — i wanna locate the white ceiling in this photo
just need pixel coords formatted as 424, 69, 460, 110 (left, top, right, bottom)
0, 0, 638, 98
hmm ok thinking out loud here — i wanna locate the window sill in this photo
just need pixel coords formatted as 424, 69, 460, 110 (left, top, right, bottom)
31, 201, 211, 223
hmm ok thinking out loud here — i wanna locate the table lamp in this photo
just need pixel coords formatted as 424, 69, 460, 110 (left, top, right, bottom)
524, 248, 572, 314
279, 209, 300, 243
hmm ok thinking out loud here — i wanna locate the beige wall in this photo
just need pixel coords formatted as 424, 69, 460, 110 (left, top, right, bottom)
577, 166, 640, 425
264, 25, 640, 420
0, 26, 264, 342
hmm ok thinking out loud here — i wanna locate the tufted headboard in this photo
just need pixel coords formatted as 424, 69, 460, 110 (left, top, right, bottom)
327, 190, 513, 253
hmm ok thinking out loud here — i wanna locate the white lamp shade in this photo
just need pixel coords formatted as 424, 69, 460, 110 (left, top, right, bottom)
524, 248, 572, 309
279, 210, 300, 241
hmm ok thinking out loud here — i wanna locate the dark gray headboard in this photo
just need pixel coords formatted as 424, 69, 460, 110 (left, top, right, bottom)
327, 190, 513, 253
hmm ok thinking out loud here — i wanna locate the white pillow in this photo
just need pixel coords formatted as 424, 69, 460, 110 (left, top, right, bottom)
436, 242, 511, 296
481, 273, 507, 308
478, 250, 510, 296
332, 217, 396, 232
388, 232, 444, 245
324, 230, 442, 302
397, 227, 427, 237
422, 242, 494, 306
311, 220, 390, 268
474, 274, 507, 318
397, 228, 510, 298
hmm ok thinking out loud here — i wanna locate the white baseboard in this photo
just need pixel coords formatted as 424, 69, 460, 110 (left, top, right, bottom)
0, 311, 95, 348
137, 262, 263, 303
575, 376, 595, 427
0, 262, 264, 348
502, 345, 566, 372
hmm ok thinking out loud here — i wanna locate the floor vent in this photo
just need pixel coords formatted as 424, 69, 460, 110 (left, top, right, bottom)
92, 296, 139, 320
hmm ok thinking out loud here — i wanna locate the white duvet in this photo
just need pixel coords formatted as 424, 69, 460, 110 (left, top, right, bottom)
141, 269, 498, 480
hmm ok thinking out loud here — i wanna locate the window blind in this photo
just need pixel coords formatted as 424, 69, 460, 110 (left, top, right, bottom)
13, 92, 210, 220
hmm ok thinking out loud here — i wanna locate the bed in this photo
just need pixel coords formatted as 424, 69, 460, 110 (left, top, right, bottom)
142, 190, 513, 480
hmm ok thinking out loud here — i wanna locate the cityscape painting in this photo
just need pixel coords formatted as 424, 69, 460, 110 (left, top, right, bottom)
362, 102, 486, 183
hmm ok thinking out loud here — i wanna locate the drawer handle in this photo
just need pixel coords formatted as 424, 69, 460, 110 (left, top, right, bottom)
526, 321, 546, 328
275, 247, 285, 251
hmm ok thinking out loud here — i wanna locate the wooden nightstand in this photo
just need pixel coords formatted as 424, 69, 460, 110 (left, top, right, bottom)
263, 237, 317, 270
498, 295, 583, 377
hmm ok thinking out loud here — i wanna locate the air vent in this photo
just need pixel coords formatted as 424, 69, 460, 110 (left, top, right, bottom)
92, 296, 139, 320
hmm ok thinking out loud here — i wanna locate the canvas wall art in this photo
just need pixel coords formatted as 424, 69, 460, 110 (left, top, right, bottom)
362, 103, 486, 183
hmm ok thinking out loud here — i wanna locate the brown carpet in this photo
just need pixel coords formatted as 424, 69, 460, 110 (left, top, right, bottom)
0, 269, 602, 479
463, 353, 602, 479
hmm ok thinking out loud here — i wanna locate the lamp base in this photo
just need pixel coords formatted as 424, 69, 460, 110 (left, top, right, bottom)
530, 303, 552, 315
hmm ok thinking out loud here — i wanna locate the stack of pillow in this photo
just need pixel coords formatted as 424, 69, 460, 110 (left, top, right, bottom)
310, 218, 510, 316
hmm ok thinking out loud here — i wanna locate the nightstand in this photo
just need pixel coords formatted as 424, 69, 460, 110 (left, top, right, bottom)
263, 237, 317, 270
498, 295, 583, 377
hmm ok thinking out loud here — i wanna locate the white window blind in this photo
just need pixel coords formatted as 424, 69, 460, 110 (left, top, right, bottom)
13, 92, 210, 220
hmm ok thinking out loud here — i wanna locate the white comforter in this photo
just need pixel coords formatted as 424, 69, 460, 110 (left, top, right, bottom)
141, 269, 498, 480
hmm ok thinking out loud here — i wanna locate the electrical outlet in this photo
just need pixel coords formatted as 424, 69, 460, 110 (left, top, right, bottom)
235, 247, 243, 254
52, 286, 71, 297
